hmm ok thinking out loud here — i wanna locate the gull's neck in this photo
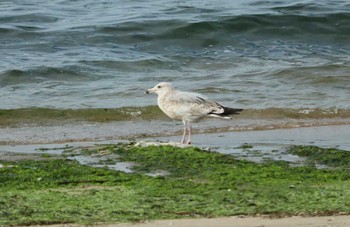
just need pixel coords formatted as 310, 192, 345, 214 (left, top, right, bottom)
157, 88, 175, 104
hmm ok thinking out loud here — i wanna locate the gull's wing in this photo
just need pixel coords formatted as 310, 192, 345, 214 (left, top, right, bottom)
168, 90, 225, 115
168, 91, 207, 103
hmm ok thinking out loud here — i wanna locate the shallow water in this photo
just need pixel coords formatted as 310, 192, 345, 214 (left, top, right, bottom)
154, 124, 350, 161
1, 116, 349, 145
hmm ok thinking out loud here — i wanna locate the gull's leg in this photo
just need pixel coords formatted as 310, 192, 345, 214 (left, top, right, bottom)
181, 120, 187, 143
187, 123, 192, 145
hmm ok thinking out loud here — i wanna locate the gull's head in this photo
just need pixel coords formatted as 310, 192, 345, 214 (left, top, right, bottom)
146, 82, 173, 96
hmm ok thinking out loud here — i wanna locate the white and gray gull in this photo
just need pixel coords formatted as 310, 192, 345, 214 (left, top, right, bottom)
146, 82, 243, 144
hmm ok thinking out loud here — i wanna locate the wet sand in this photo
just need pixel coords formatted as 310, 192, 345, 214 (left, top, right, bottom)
36, 215, 350, 227
156, 124, 350, 150
114, 215, 350, 227
1, 124, 349, 165
1, 117, 349, 146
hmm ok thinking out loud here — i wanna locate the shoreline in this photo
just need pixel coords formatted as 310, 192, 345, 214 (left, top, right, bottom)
1, 119, 349, 146
75, 215, 350, 227
1, 124, 349, 169
2, 123, 348, 151
27, 215, 350, 227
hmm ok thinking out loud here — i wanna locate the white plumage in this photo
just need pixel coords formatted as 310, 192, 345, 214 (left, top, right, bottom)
146, 82, 243, 144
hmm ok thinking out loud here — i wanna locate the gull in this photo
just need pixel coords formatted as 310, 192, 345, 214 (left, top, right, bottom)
146, 82, 243, 144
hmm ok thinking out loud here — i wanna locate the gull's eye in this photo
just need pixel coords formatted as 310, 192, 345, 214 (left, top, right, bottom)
157, 85, 161, 88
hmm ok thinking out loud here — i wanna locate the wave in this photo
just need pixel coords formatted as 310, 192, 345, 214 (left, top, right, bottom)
4, 11, 349, 38
2, 1, 349, 42
1, 1, 349, 113
0, 67, 92, 87
105, 13, 350, 42
1, 107, 349, 128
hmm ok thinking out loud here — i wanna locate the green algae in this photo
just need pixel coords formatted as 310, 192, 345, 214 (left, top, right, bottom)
0, 107, 165, 127
1, 144, 350, 225
2, 107, 350, 128
287, 145, 350, 168
236, 143, 254, 149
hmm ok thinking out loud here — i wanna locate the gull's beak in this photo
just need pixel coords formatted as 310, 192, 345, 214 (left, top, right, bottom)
145, 87, 155, 94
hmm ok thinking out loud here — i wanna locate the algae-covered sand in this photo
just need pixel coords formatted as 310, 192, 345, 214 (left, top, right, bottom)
1, 144, 350, 226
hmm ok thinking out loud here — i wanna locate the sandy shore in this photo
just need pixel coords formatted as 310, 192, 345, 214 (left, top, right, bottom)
39, 215, 350, 227
116, 216, 350, 227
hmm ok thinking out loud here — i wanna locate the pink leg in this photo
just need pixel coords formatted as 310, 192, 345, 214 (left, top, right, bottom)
187, 123, 192, 144
181, 125, 186, 144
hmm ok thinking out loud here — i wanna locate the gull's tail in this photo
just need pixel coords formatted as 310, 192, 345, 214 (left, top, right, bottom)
223, 107, 243, 115
208, 106, 243, 119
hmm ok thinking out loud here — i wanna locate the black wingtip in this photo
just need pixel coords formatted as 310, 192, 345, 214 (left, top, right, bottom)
223, 107, 243, 115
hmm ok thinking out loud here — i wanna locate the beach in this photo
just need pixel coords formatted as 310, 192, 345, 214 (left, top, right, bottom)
1, 0, 350, 225
1, 127, 350, 226
1, 121, 350, 226
92, 215, 350, 227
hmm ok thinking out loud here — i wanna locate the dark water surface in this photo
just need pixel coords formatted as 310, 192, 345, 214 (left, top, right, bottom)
1, 0, 350, 108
